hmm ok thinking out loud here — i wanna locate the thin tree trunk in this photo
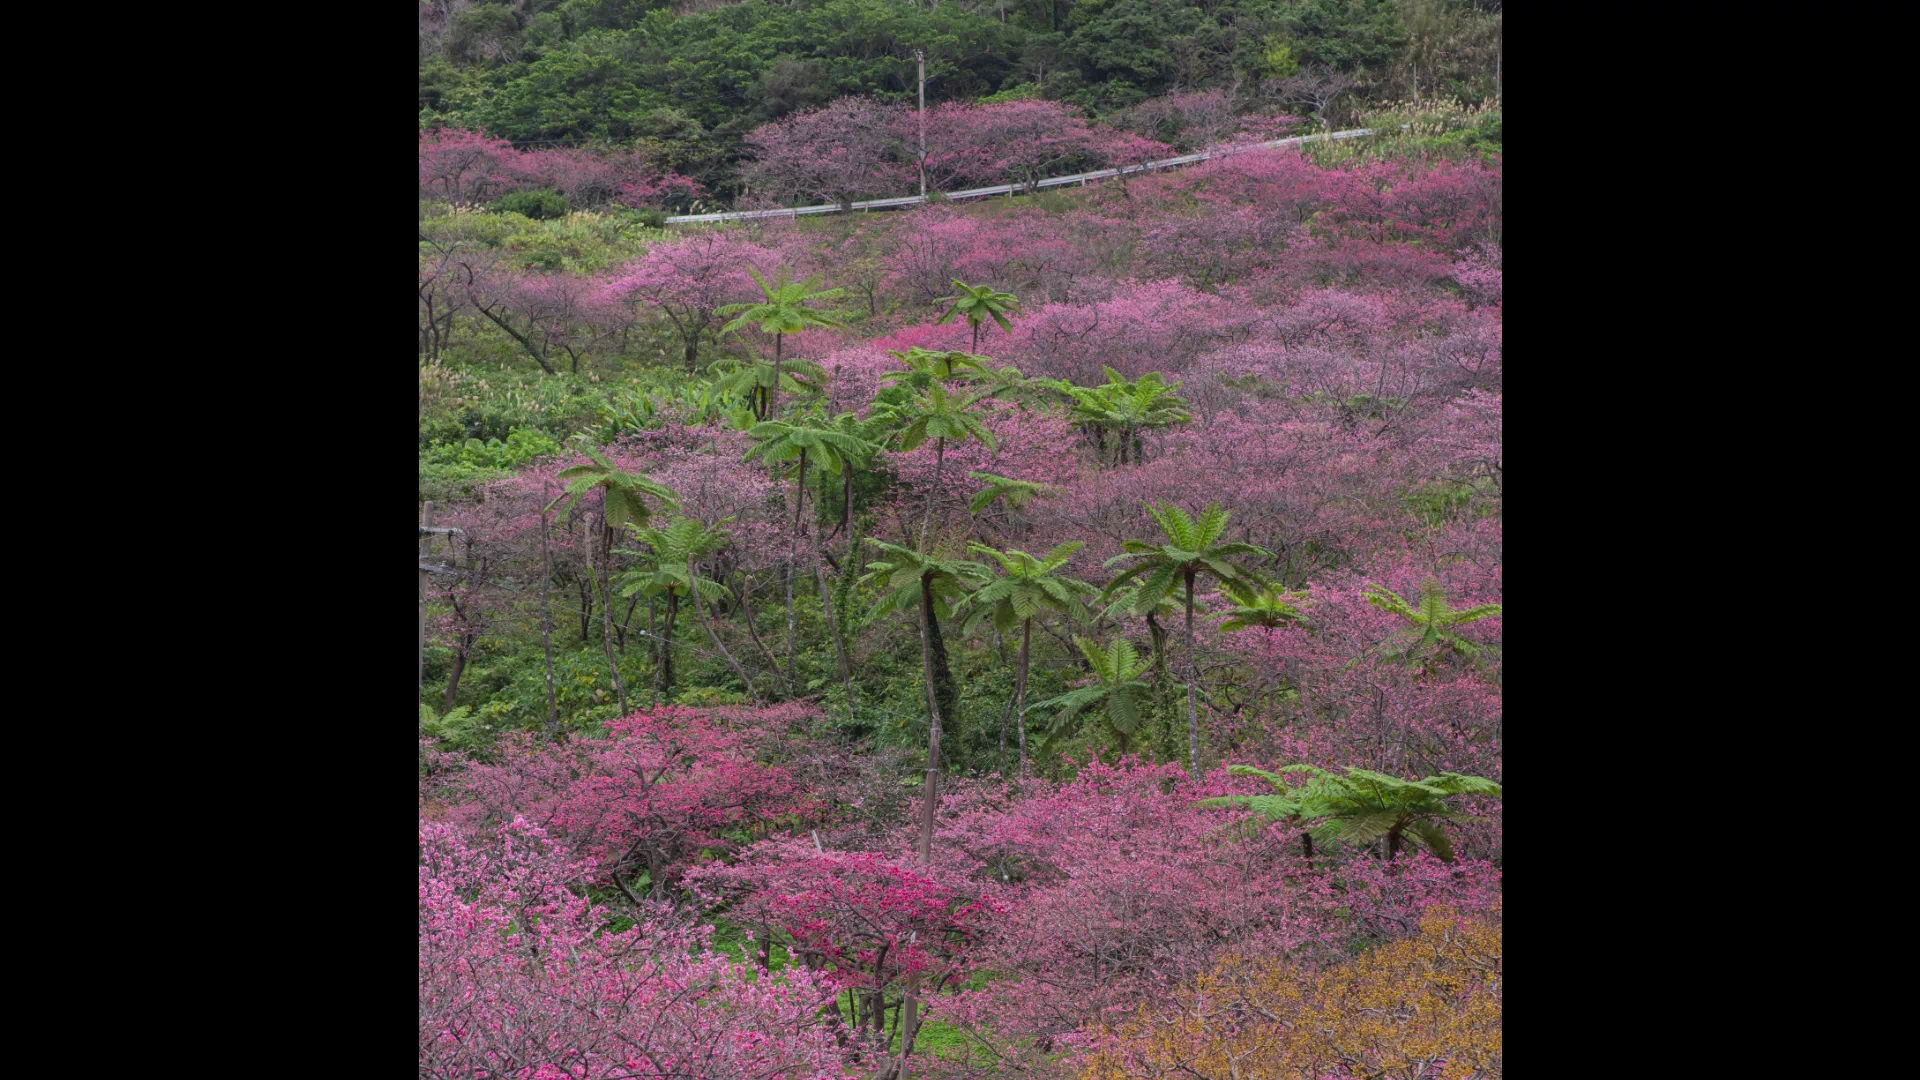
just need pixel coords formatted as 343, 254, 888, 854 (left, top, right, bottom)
579, 576, 592, 644
787, 448, 806, 690
1184, 569, 1201, 782
897, 973, 923, 1080
647, 596, 659, 707
541, 488, 558, 734
690, 558, 765, 706
997, 681, 1015, 775
735, 574, 787, 689
918, 437, 945, 551
592, 520, 628, 715
660, 591, 678, 699
617, 595, 639, 651
768, 332, 783, 419
917, 578, 944, 865
1015, 618, 1032, 780
843, 466, 854, 542
473, 305, 557, 375
819, 564, 856, 718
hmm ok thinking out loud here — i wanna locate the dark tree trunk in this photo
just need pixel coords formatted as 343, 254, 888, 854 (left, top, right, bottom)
594, 518, 628, 715
787, 448, 806, 690
926, 585, 958, 739
1183, 568, 1201, 782
917, 576, 946, 866
660, 589, 678, 700
443, 637, 470, 712
768, 332, 783, 419
540, 491, 558, 733
618, 595, 639, 651
842, 466, 854, 542
1015, 618, 1032, 780
918, 437, 946, 551
819, 565, 856, 719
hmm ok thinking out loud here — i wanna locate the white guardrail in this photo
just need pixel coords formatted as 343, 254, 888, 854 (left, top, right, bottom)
665, 126, 1379, 225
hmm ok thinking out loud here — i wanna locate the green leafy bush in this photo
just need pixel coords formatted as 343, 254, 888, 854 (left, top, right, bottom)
673, 686, 750, 708
492, 189, 571, 220
419, 427, 563, 501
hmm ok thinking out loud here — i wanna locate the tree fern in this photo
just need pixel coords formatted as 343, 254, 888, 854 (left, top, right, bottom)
1103, 502, 1273, 780
1364, 578, 1503, 668
1198, 763, 1502, 864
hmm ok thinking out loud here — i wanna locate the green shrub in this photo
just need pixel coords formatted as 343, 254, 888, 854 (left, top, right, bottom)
419, 459, 513, 503
419, 427, 563, 501
673, 686, 749, 708
492, 189, 571, 220
979, 83, 1040, 104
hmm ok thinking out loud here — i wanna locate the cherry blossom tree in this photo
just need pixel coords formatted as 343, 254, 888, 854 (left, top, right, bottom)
739, 98, 907, 212
598, 233, 765, 373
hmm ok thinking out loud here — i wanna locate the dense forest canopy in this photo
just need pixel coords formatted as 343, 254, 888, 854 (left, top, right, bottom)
420, 0, 1502, 200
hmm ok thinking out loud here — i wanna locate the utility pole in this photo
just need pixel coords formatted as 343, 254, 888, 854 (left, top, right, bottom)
915, 48, 927, 199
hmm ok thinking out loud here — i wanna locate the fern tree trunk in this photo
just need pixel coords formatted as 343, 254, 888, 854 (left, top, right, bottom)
1015, 618, 1032, 781
1146, 611, 1175, 759
842, 467, 855, 542
916, 578, 945, 865
768, 332, 783, 420
919, 437, 946, 552
817, 564, 856, 719
659, 589, 678, 701
787, 448, 806, 692
594, 517, 629, 715
540, 489, 558, 734
1183, 568, 1201, 782
926, 590, 958, 741
901, 575, 946, 1080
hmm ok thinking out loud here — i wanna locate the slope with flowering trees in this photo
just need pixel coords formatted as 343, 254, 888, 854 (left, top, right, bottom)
420, 83, 1502, 1079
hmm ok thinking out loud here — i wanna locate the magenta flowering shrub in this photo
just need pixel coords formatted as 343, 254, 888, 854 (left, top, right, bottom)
419, 816, 850, 1079
450, 706, 821, 890
688, 840, 1000, 997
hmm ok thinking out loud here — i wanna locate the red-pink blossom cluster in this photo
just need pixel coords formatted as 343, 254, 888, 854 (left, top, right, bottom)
420, 816, 851, 1079
449, 706, 820, 890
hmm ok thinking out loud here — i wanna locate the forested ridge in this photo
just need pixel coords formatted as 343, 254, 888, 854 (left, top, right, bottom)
419, 6, 1503, 1077
420, 0, 1502, 202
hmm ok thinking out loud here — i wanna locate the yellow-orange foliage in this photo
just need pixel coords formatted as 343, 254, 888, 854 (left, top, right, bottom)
1081, 908, 1502, 1080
